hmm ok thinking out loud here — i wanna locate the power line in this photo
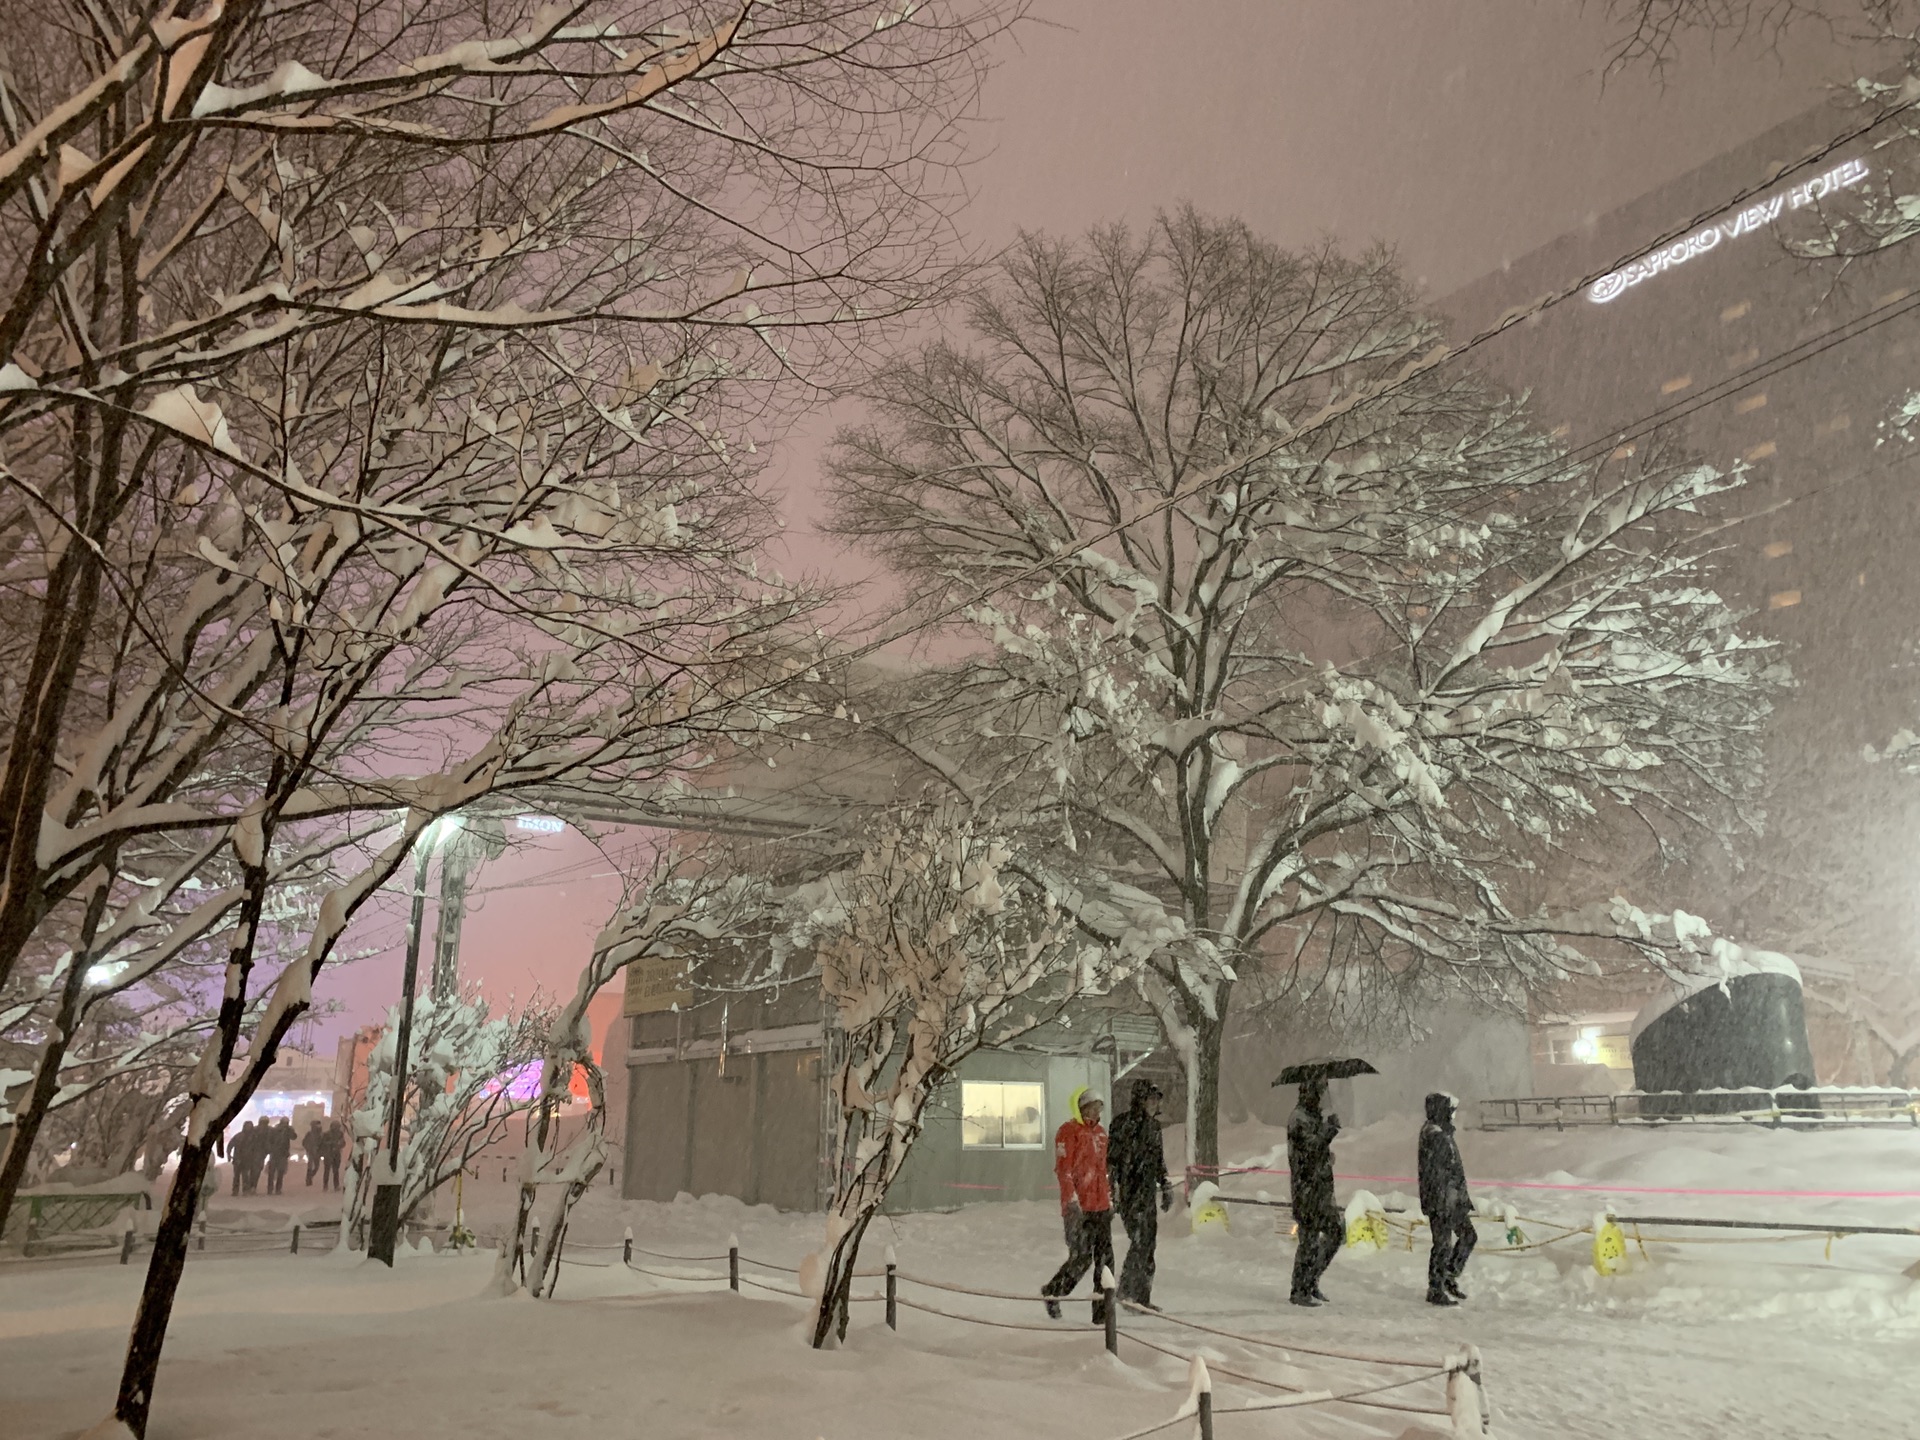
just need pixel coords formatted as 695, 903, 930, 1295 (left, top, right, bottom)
831, 96, 1920, 664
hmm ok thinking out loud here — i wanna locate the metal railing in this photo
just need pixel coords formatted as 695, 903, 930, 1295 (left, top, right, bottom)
1478, 1088, 1919, 1130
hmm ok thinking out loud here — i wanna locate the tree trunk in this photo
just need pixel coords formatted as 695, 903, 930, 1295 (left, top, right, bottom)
0, 868, 114, 1234
0, 964, 86, 1237
810, 1205, 876, 1348
1190, 1008, 1227, 1175
113, 1135, 212, 1438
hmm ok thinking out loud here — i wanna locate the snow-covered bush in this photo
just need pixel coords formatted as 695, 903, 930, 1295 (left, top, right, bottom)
339, 988, 551, 1249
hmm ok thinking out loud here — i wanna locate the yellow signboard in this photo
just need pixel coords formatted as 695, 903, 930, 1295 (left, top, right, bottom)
623, 953, 692, 1015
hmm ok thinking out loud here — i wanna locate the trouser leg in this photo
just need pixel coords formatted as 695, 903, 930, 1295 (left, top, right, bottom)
1087, 1211, 1115, 1322
1427, 1216, 1455, 1296
1450, 1213, 1476, 1285
1118, 1201, 1157, 1305
1043, 1212, 1096, 1298
1292, 1217, 1339, 1297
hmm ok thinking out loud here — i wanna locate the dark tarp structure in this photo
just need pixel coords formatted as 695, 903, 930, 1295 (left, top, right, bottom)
1630, 953, 1817, 1117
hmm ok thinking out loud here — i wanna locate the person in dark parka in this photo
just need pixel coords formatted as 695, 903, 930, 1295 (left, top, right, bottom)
1418, 1092, 1475, 1306
264, 1117, 293, 1195
303, 1118, 326, 1187
1287, 1075, 1342, 1306
1107, 1080, 1174, 1309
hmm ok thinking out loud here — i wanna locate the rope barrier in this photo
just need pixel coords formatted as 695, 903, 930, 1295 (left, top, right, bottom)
626, 1244, 733, 1263
893, 1293, 1104, 1334
622, 1258, 730, 1284
1119, 1324, 1453, 1420
1120, 1299, 1439, 1369
1214, 1367, 1455, 1415
895, 1271, 1060, 1305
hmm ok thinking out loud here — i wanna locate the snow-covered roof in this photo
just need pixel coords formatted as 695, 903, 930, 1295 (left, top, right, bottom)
1629, 945, 1803, 1043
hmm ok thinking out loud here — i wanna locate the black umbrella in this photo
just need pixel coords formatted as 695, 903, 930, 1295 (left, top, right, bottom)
1272, 1057, 1378, 1086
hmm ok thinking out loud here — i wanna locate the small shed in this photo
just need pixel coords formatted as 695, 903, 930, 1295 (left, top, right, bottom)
617, 950, 1153, 1212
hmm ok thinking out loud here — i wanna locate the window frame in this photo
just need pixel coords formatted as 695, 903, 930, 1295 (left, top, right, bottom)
959, 1079, 1047, 1151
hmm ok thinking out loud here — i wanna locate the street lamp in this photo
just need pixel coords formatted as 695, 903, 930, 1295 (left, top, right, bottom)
367, 813, 463, 1265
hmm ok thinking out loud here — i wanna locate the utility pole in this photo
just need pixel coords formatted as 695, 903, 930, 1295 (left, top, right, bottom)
368, 814, 506, 1263
367, 816, 461, 1266
430, 816, 506, 999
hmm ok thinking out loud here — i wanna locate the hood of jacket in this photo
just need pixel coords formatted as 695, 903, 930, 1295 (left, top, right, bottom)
1424, 1092, 1457, 1127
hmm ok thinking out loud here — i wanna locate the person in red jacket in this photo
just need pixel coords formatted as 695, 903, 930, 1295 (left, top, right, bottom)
1040, 1086, 1114, 1322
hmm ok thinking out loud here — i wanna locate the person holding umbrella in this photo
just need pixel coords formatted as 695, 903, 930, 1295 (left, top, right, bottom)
1274, 1058, 1374, 1307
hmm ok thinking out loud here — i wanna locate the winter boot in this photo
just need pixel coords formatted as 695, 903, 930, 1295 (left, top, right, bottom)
1445, 1279, 1467, 1301
1289, 1291, 1323, 1307
1311, 1286, 1330, 1303
1425, 1289, 1459, 1307
1043, 1297, 1062, 1321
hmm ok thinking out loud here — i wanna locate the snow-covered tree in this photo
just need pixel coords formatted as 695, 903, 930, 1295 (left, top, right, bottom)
0, 5, 1017, 1433
338, 986, 553, 1247
827, 213, 1778, 1170
504, 855, 761, 1300
777, 807, 1100, 1348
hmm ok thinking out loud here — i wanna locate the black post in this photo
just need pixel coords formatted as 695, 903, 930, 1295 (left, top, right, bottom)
1197, 1390, 1214, 1440
729, 1243, 740, 1292
1102, 1269, 1118, 1355
120, 1228, 135, 1265
623, 1227, 633, 1265
290, 1224, 299, 1255
885, 1262, 897, 1330
369, 837, 436, 1266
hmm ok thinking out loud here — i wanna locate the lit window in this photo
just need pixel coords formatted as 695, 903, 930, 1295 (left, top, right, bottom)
1661, 375, 1693, 394
1722, 300, 1751, 322
1549, 423, 1572, 440
1745, 441, 1777, 462
1815, 413, 1851, 436
1729, 346, 1760, 366
1879, 288, 1910, 307
1735, 393, 1768, 414
1768, 590, 1802, 609
1762, 540, 1792, 559
961, 1081, 1046, 1149
1609, 444, 1636, 461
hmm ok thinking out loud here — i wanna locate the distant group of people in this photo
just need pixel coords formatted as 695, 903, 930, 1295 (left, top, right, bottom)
1039, 1076, 1477, 1318
221, 1116, 346, 1195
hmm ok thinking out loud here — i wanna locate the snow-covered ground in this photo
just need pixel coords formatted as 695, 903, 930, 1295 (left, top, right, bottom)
3, 1119, 1916, 1440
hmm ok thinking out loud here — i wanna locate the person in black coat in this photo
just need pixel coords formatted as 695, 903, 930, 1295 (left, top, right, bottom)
1106, 1080, 1174, 1308
1287, 1076, 1342, 1306
264, 1117, 294, 1195
1418, 1092, 1475, 1306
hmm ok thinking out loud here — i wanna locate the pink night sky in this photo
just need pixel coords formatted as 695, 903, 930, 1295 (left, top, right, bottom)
306, 0, 1871, 1056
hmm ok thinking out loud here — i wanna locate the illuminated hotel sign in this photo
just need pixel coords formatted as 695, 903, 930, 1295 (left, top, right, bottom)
1588, 158, 1870, 304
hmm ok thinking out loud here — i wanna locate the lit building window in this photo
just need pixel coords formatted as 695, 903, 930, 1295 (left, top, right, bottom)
1879, 288, 1910, 307
1729, 345, 1760, 366
1744, 441, 1777, 462
1768, 590, 1802, 609
1661, 374, 1693, 394
961, 1081, 1046, 1149
1735, 393, 1768, 414
1762, 540, 1792, 558
1609, 444, 1636, 461
1815, 413, 1851, 436
1722, 300, 1751, 321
